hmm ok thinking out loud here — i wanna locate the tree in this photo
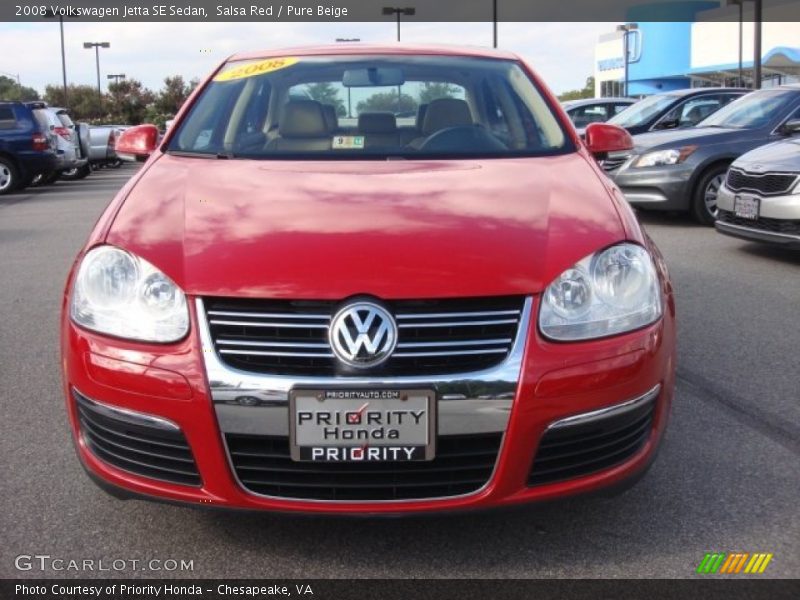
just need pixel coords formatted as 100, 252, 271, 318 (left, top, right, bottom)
44, 84, 107, 120
0, 76, 39, 101
558, 76, 595, 102
154, 75, 193, 116
106, 79, 155, 125
356, 91, 417, 115
418, 82, 460, 105
304, 82, 346, 116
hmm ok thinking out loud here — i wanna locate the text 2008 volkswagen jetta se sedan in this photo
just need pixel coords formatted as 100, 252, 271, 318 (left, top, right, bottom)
61, 45, 676, 514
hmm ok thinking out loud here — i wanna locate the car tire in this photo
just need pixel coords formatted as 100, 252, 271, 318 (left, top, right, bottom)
691, 164, 729, 226
61, 165, 91, 181
0, 157, 20, 195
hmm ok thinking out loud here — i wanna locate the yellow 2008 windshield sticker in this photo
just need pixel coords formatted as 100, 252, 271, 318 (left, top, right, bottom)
214, 57, 299, 82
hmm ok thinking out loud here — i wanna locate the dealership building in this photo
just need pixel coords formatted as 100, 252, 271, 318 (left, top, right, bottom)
594, 1, 800, 97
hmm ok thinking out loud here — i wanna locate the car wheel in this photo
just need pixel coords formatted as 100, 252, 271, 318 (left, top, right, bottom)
691, 164, 728, 226
61, 165, 91, 180
0, 157, 19, 195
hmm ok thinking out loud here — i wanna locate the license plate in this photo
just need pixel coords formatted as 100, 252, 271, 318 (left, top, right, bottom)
289, 389, 435, 462
734, 195, 760, 220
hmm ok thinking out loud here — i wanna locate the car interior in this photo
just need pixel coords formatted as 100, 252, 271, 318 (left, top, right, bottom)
173, 58, 568, 157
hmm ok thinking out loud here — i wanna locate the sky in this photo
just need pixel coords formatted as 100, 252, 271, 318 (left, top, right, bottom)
0, 21, 611, 96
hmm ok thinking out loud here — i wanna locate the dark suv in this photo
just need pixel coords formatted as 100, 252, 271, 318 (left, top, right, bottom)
0, 100, 58, 195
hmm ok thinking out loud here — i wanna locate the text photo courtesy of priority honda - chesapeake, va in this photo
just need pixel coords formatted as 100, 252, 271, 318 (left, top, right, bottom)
1, 1, 798, 598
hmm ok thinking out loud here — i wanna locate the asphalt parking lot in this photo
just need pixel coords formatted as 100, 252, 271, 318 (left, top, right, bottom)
1, 165, 798, 579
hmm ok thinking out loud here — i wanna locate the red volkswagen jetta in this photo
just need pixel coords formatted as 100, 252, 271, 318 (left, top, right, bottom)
61, 45, 675, 514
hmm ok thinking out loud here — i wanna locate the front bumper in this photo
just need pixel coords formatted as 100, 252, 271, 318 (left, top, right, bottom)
715, 183, 800, 247
61, 294, 676, 514
612, 161, 694, 211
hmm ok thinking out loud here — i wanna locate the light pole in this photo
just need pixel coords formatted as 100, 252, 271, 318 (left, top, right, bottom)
616, 23, 638, 97
382, 6, 415, 42
83, 42, 110, 95
493, 0, 498, 48
44, 10, 72, 105
107, 74, 126, 84
753, 0, 762, 88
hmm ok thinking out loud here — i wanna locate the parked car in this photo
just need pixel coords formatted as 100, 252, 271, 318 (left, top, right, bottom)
24, 102, 88, 184
0, 100, 57, 195
54, 110, 92, 180
715, 129, 800, 248
62, 45, 676, 515
562, 97, 637, 134
605, 87, 746, 136
607, 85, 800, 225
87, 125, 126, 169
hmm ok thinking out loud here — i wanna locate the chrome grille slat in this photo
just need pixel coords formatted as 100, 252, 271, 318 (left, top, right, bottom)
220, 349, 335, 358
395, 310, 520, 319
393, 348, 509, 358
397, 319, 519, 328
209, 320, 330, 329
217, 339, 330, 349
208, 310, 330, 320
396, 338, 512, 348
205, 296, 526, 376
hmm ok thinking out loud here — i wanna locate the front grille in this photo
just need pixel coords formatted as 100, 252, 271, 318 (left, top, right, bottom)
75, 391, 201, 486
204, 296, 525, 376
718, 209, 800, 236
226, 433, 502, 500
726, 168, 798, 196
528, 397, 655, 486
600, 152, 631, 172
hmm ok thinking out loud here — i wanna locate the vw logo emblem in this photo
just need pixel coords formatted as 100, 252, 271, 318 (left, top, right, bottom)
329, 301, 397, 368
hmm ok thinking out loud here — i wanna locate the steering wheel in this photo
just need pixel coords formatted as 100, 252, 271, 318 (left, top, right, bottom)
417, 125, 508, 153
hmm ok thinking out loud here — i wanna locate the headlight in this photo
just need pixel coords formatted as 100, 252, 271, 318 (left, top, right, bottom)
539, 243, 662, 341
634, 145, 697, 168
70, 246, 189, 342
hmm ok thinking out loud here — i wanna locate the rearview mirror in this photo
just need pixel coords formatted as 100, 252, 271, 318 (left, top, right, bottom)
584, 122, 634, 156
343, 67, 405, 87
116, 124, 159, 162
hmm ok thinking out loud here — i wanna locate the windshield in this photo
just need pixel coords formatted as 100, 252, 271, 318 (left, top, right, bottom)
607, 94, 676, 128
698, 90, 796, 129
168, 55, 572, 159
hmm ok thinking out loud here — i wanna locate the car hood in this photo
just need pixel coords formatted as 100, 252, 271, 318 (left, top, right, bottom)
106, 153, 626, 299
733, 137, 800, 172
632, 126, 747, 153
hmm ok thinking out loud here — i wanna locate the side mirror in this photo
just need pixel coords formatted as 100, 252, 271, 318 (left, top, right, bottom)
653, 117, 680, 130
781, 119, 800, 135
116, 124, 159, 162
584, 122, 634, 156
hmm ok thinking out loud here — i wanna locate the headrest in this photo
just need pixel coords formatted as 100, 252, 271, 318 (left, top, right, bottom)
322, 104, 338, 132
358, 112, 397, 134
416, 103, 428, 129
422, 98, 473, 135
279, 100, 328, 138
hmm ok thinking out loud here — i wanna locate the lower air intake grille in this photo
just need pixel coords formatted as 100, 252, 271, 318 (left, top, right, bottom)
718, 210, 800, 236
226, 433, 502, 501
528, 394, 655, 486
75, 391, 201, 486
